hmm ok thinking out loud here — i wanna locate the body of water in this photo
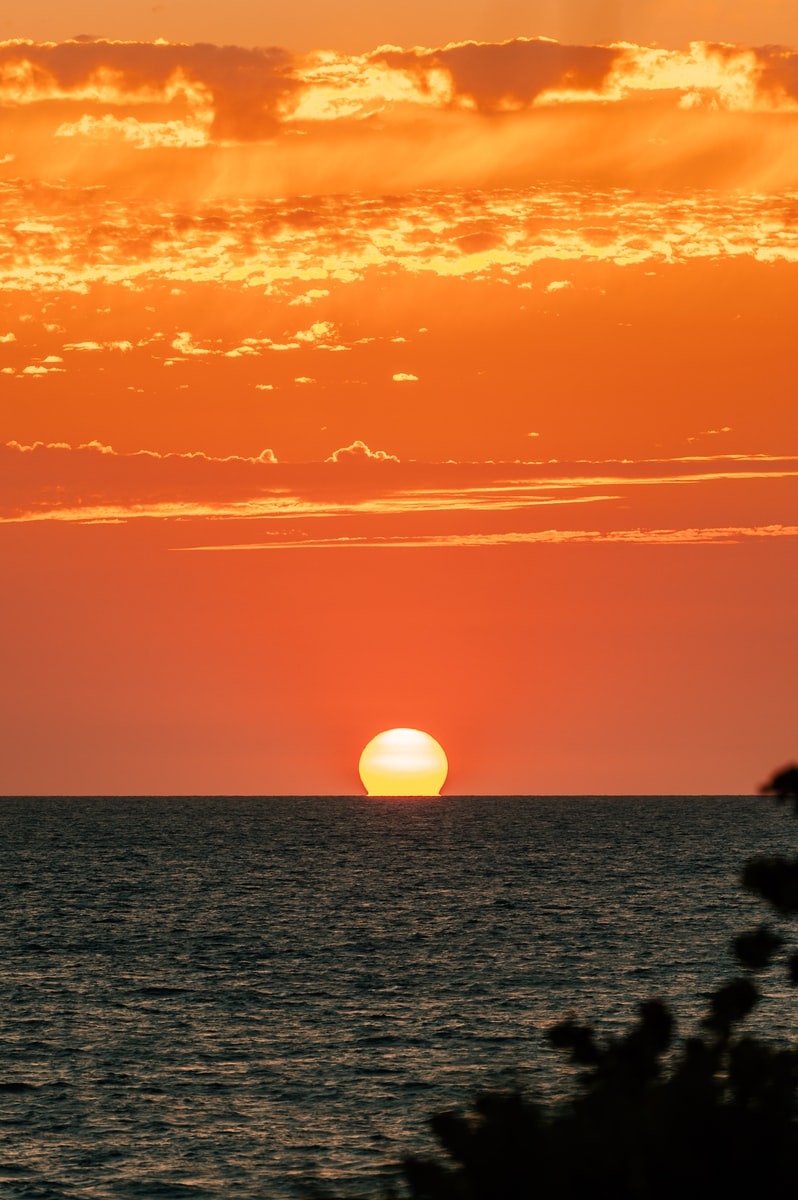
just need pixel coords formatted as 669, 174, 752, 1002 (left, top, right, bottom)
2, 795, 796, 1198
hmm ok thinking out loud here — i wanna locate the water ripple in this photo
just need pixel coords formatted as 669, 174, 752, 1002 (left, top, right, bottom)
1, 795, 794, 1197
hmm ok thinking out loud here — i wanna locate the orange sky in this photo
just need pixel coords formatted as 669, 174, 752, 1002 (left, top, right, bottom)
8, 1, 798, 53
1, 7, 797, 795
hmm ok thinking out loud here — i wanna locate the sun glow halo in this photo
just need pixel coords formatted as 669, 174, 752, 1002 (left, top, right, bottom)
358, 728, 448, 797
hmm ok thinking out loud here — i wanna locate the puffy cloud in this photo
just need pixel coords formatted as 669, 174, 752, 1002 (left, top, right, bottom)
2, 35, 797, 180
289, 288, 330, 306
0, 331, 16, 342
171, 331, 210, 356
757, 47, 798, 105
293, 320, 336, 343
5, 181, 798, 306
3, 439, 277, 462
2, 443, 796, 534
372, 38, 618, 114
0, 39, 298, 141
0, 439, 279, 522
165, 326, 341, 360
63, 339, 133, 351
286, 36, 798, 129
55, 112, 211, 149
325, 440, 400, 463
392, 372, 418, 382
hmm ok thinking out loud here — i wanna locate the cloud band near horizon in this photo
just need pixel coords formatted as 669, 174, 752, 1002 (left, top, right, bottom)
2, 35, 798, 195
3, 440, 796, 548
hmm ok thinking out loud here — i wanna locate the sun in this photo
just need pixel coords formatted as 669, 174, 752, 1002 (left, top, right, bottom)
358, 728, 448, 797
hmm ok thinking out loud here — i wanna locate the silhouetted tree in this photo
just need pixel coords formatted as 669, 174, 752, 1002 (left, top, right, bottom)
330, 765, 798, 1200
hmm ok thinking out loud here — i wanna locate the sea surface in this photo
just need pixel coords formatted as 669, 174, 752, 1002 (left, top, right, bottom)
2, 795, 797, 1199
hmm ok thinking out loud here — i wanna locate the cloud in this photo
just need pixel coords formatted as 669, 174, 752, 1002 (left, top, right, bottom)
372, 38, 618, 114
5, 181, 798, 307
687, 426, 734, 442
293, 320, 336, 343
0, 39, 299, 142
171, 331, 211, 356
3, 444, 796, 536
63, 339, 133, 351
756, 47, 798, 106
546, 280, 572, 292
180, 525, 798, 552
163, 324, 343, 361
289, 288, 330, 306
392, 372, 418, 382
4, 439, 277, 462
325, 439, 400, 463
0, 439, 279, 521
0, 332, 16, 342
284, 36, 798, 134
2, 35, 798, 206
55, 112, 210, 149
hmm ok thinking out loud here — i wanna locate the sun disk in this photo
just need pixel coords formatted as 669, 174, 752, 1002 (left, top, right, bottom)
358, 728, 448, 797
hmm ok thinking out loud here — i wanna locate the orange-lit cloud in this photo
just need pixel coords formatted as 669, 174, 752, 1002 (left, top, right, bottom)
6, 36, 798, 131
0, 39, 296, 141
3, 184, 798, 308
4, 442, 796, 551
325, 440, 400, 463
182, 524, 798, 551
3, 36, 798, 196
0, 439, 279, 522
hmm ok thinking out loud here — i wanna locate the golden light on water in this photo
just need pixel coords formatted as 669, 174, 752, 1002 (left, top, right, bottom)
358, 728, 449, 797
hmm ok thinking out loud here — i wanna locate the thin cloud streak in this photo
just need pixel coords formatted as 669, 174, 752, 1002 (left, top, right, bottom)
2, 442, 796, 535
177, 525, 798, 551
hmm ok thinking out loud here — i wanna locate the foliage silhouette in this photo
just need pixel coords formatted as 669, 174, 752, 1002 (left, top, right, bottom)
326, 765, 798, 1200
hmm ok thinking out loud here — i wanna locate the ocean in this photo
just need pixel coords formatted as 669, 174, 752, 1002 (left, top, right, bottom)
2, 794, 796, 1198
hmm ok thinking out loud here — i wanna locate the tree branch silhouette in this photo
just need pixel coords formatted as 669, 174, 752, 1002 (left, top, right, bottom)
323, 764, 798, 1200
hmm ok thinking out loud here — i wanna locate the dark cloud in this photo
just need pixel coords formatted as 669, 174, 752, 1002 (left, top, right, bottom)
0, 39, 299, 140
374, 38, 619, 112
754, 45, 798, 103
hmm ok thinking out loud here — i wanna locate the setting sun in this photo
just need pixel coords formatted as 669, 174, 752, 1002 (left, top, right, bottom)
358, 729, 449, 796
1, 7, 796, 801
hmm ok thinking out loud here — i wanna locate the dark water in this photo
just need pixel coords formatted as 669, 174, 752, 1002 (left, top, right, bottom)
2, 795, 797, 1198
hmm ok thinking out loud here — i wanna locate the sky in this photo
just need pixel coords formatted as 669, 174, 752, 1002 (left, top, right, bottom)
1, 2, 797, 795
